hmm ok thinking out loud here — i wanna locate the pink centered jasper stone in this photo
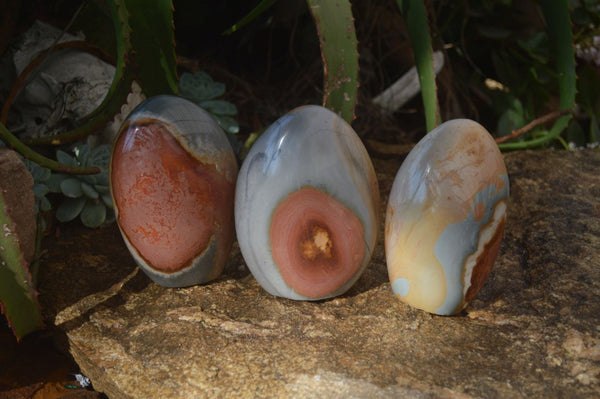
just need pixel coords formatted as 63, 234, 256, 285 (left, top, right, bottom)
269, 187, 365, 299
235, 105, 379, 300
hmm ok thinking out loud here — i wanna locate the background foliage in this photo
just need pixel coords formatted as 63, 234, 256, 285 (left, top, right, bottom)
0, 0, 597, 339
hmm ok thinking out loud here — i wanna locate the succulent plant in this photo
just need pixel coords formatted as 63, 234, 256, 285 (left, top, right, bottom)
21, 158, 53, 216
48, 144, 114, 228
178, 71, 240, 135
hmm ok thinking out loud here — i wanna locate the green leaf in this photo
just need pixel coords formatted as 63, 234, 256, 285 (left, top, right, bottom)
80, 174, 98, 186
56, 197, 86, 222
32, 183, 49, 199
499, 114, 573, 150
75, 145, 91, 166
81, 182, 99, 199
56, 150, 74, 166
497, 108, 525, 137
518, 32, 548, 61
179, 72, 225, 103
308, 0, 359, 123
60, 178, 83, 198
540, 0, 576, 110
80, 201, 106, 228
94, 185, 110, 194
22, 160, 51, 182
39, 197, 52, 212
101, 192, 113, 209
46, 173, 68, 193
213, 115, 240, 134
199, 100, 238, 116
222, 0, 279, 35
125, 0, 178, 96
88, 145, 112, 169
396, 0, 441, 131
0, 190, 43, 340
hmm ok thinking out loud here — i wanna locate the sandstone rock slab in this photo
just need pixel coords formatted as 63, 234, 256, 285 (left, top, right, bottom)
39, 150, 600, 398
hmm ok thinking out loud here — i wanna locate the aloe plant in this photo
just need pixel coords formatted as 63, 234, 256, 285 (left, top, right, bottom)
307, 0, 359, 123
223, 0, 359, 124
396, 0, 441, 132
0, 189, 43, 340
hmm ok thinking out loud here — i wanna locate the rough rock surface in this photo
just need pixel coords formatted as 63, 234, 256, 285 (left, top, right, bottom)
39, 150, 600, 398
0, 148, 35, 263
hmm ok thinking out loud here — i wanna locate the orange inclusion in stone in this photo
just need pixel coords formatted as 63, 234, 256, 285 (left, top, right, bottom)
473, 201, 485, 222
464, 210, 506, 305
111, 122, 234, 273
269, 187, 365, 298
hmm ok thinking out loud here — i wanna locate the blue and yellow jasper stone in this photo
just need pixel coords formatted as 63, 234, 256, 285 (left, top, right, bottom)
385, 119, 509, 315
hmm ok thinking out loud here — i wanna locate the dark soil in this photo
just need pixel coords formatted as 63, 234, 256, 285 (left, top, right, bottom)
0, 317, 103, 398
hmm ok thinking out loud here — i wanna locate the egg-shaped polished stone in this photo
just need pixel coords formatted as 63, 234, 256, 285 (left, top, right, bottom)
385, 119, 509, 315
235, 105, 379, 300
110, 95, 238, 287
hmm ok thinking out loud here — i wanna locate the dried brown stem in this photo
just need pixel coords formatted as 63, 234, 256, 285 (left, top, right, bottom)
495, 109, 571, 144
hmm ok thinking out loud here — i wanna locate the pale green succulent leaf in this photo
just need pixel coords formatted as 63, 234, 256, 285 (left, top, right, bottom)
40, 196, 52, 212
46, 173, 68, 193
199, 100, 238, 116
213, 115, 240, 134
81, 200, 106, 228
94, 185, 110, 194
56, 150, 74, 165
56, 197, 86, 222
101, 192, 113, 209
60, 178, 83, 198
32, 183, 49, 198
81, 182, 99, 199
179, 72, 225, 102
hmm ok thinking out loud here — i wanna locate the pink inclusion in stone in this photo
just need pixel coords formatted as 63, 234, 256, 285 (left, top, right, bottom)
269, 186, 366, 298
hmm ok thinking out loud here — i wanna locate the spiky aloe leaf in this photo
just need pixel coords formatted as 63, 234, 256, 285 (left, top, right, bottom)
0, 190, 43, 340
540, 0, 576, 110
396, 0, 441, 132
125, 0, 178, 96
307, 0, 359, 123
222, 0, 279, 35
